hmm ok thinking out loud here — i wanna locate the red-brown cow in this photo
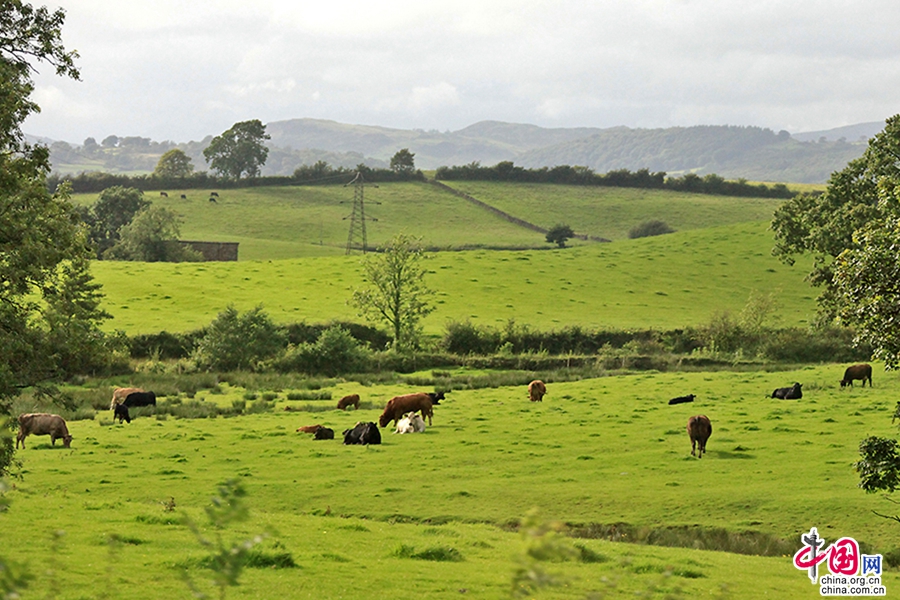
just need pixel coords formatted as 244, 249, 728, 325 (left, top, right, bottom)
337, 394, 360, 410
687, 415, 712, 458
296, 424, 323, 434
528, 380, 547, 402
379, 393, 433, 428
841, 364, 873, 388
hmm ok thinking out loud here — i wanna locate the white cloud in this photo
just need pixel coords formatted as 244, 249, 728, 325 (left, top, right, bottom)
21, 0, 900, 142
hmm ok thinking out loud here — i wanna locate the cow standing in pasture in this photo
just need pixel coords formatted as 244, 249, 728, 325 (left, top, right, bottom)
110, 387, 145, 410
114, 404, 131, 424
841, 364, 873, 387
426, 391, 445, 405
16, 413, 72, 449
528, 380, 547, 402
687, 415, 712, 458
772, 383, 802, 400
337, 394, 360, 410
379, 393, 434, 428
123, 391, 156, 408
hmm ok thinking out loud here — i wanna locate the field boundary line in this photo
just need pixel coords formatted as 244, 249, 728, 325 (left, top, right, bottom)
428, 180, 610, 242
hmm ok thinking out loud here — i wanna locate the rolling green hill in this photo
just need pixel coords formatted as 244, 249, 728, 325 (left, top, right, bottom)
71, 181, 791, 260
90, 220, 815, 335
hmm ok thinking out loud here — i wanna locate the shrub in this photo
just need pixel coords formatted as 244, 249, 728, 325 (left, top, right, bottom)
194, 306, 285, 372
270, 325, 370, 375
628, 220, 675, 239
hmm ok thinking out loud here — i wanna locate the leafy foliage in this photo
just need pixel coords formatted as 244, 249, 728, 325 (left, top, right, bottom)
154, 148, 194, 178
270, 325, 370, 376
105, 205, 202, 262
0, 1, 115, 475
772, 115, 899, 314
77, 185, 150, 257
351, 235, 434, 350
203, 119, 270, 179
544, 223, 574, 248
194, 306, 285, 372
389, 148, 416, 173
857, 436, 900, 494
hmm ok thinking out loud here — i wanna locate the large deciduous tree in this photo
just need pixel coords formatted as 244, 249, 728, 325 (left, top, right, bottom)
389, 148, 416, 173
78, 185, 150, 257
351, 234, 434, 350
154, 148, 194, 178
771, 114, 900, 364
203, 119, 270, 179
0, 1, 116, 480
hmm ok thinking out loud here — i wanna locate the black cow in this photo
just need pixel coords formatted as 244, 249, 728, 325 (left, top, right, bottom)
427, 391, 446, 405
209, 197, 217, 203
123, 391, 157, 408
114, 403, 131, 424
668, 394, 696, 405
314, 427, 334, 440
343, 422, 381, 445
210, 191, 219, 197
180, 194, 187, 199
772, 383, 802, 400
160, 191, 168, 197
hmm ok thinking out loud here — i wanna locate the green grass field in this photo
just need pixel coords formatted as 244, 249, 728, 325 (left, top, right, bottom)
90, 220, 815, 335
5, 366, 898, 598
7, 181, 895, 599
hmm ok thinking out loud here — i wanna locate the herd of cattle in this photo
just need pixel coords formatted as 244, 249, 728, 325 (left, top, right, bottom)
13, 364, 875, 456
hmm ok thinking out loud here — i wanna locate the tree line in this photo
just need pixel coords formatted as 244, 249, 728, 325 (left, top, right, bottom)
435, 162, 795, 199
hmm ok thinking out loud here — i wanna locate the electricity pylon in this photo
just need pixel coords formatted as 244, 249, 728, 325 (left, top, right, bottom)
344, 171, 378, 254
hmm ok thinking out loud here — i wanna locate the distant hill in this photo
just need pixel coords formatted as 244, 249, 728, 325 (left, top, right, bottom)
39, 118, 883, 183
792, 120, 885, 143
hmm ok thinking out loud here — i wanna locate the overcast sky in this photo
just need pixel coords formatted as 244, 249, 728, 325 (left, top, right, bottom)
22, 0, 900, 144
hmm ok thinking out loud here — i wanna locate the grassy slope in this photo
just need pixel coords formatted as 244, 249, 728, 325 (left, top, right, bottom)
70, 181, 794, 259
72, 183, 549, 260
5, 367, 899, 598
90, 220, 815, 335
440, 181, 786, 241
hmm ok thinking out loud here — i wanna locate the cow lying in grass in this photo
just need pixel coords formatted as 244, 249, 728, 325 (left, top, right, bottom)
841, 364, 872, 387
395, 412, 426, 434
16, 413, 72, 449
687, 415, 712, 458
314, 427, 334, 440
379, 393, 434, 428
668, 394, 696, 405
343, 422, 381, 445
772, 383, 802, 399
297, 424, 324, 434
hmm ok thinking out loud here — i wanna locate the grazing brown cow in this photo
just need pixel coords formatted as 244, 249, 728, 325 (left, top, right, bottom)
337, 394, 360, 410
841, 364, 873, 388
687, 415, 712, 458
379, 393, 434, 428
110, 387, 145, 409
528, 380, 547, 402
296, 424, 323, 434
16, 413, 72, 449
